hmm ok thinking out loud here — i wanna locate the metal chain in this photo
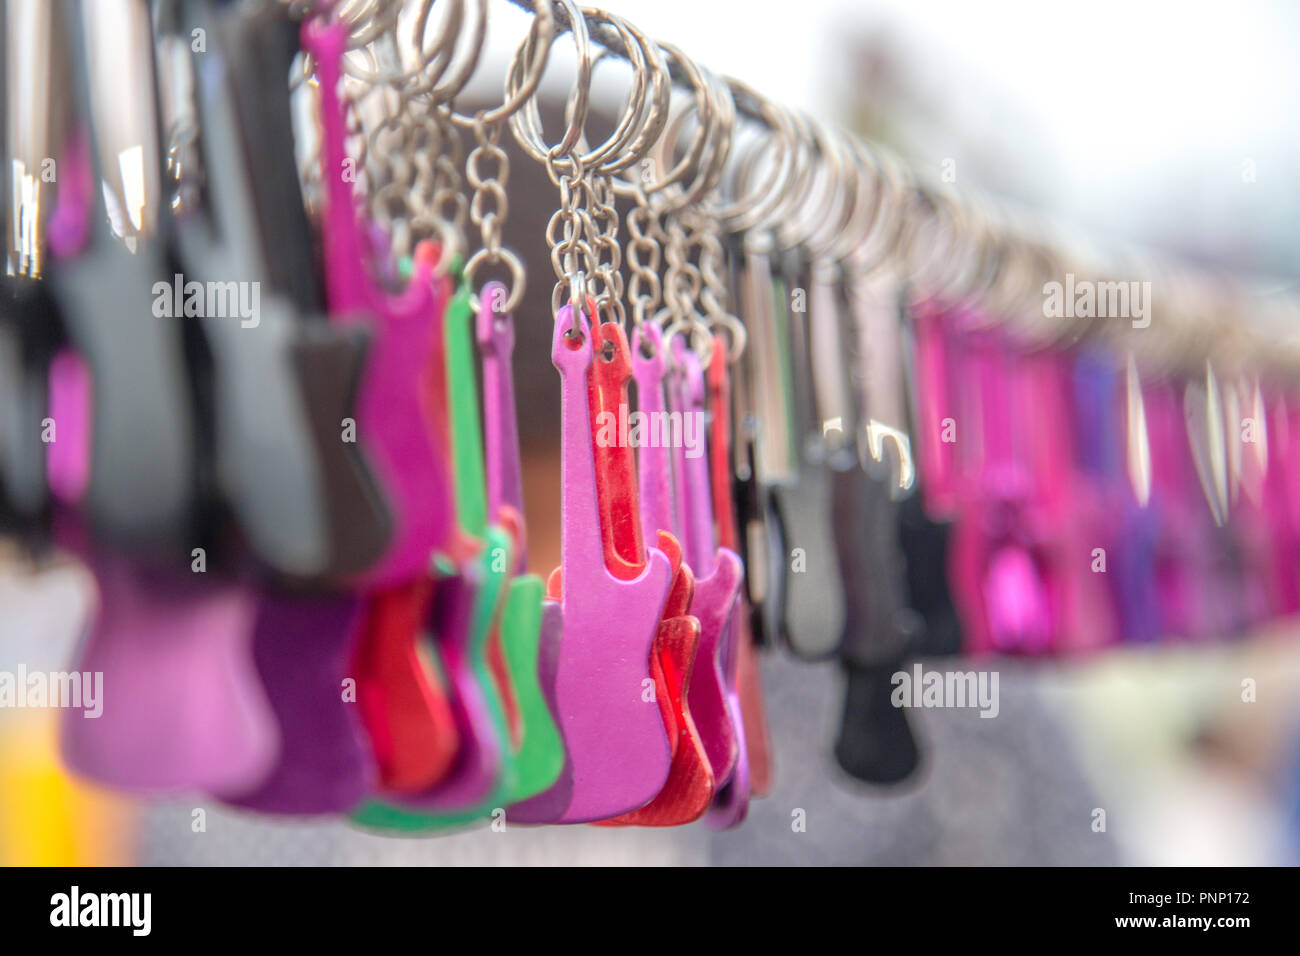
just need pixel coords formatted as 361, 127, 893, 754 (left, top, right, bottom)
544, 155, 598, 317
464, 114, 526, 311
626, 200, 665, 327
587, 174, 626, 327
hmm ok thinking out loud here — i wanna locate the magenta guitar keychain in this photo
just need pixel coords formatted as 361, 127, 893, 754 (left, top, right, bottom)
306, 17, 454, 586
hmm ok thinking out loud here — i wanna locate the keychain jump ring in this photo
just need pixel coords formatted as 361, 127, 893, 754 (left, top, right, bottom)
714, 79, 797, 234
546, 10, 656, 174
507, 0, 591, 167
465, 246, 526, 313
707, 310, 748, 364
626, 46, 723, 209
444, 0, 554, 128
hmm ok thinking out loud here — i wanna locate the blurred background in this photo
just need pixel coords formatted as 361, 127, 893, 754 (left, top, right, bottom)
4, 0, 1300, 865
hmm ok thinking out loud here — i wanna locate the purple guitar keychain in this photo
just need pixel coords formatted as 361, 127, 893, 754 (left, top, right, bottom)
662, 331, 742, 788
220, 593, 375, 813
508, 305, 673, 823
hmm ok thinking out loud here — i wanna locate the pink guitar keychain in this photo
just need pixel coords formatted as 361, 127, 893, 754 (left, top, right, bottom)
60, 546, 279, 796
947, 325, 1053, 654
1143, 379, 1212, 640
305, 17, 453, 587
48, 347, 279, 796
1019, 347, 1117, 655
508, 305, 673, 823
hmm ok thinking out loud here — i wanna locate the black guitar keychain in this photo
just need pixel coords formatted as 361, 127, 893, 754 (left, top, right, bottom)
168, 0, 390, 581
833, 271, 924, 784
0, 280, 60, 544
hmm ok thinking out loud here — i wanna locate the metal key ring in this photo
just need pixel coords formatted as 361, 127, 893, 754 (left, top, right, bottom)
714, 79, 798, 236
436, 0, 555, 128
506, 0, 591, 168
630, 49, 730, 209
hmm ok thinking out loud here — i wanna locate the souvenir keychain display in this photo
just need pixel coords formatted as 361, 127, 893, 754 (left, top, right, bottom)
5, 0, 1300, 837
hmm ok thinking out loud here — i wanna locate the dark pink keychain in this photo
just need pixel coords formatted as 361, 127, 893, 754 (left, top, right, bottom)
305, 17, 453, 586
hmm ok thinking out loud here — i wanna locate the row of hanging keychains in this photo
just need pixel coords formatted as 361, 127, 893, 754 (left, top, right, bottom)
909, 298, 1294, 654
0, 0, 779, 828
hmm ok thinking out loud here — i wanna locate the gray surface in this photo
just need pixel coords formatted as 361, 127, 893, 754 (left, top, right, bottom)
141, 652, 1120, 866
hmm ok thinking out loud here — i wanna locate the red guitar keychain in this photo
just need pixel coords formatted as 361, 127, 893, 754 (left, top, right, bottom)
599, 320, 714, 826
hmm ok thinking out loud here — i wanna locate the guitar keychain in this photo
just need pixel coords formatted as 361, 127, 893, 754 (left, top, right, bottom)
833, 270, 923, 783
1070, 350, 1160, 644
306, 16, 453, 587
509, 304, 674, 823
0, 279, 58, 545
667, 331, 742, 791
673, 331, 760, 826
707, 329, 773, 803
478, 280, 566, 801
735, 239, 791, 650
231, 17, 453, 814
352, 273, 513, 830
168, 0, 332, 579
769, 249, 847, 659
599, 320, 714, 826
48, 0, 199, 557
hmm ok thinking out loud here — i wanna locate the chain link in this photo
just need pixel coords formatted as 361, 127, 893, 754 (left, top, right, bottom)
626, 202, 665, 327
545, 156, 598, 316
464, 115, 526, 311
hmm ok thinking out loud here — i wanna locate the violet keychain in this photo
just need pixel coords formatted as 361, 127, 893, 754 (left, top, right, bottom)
1071, 352, 1160, 643
509, 305, 673, 823
670, 333, 755, 826
663, 332, 742, 790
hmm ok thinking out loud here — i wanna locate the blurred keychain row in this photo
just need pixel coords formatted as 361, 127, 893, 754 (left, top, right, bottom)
3, 0, 1299, 829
